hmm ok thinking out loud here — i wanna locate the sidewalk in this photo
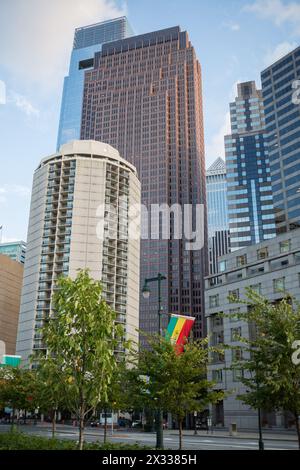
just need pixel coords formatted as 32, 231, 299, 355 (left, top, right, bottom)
165, 429, 298, 441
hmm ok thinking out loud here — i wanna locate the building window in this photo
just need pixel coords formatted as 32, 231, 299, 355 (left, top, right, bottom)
231, 327, 242, 342
295, 252, 300, 264
212, 330, 224, 346
232, 368, 244, 382
250, 283, 262, 295
209, 294, 219, 308
219, 260, 226, 272
257, 247, 268, 260
211, 314, 223, 328
232, 348, 243, 362
229, 307, 241, 322
273, 277, 285, 293
280, 240, 291, 253
212, 369, 223, 383
236, 254, 247, 267
229, 289, 239, 302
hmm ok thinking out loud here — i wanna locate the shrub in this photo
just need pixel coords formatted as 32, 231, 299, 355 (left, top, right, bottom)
0, 431, 153, 450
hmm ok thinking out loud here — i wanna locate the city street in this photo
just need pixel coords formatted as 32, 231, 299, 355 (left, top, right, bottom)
0, 424, 298, 450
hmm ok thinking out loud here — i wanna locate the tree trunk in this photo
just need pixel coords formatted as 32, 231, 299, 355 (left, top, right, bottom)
178, 418, 183, 450
78, 405, 85, 450
52, 409, 57, 439
295, 412, 300, 450
10, 408, 15, 432
104, 408, 107, 443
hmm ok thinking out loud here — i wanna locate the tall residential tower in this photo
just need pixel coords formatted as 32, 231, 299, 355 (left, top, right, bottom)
81, 27, 207, 342
16, 140, 140, 366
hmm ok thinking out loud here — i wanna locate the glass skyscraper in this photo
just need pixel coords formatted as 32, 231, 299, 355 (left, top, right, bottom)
56, 17, 133, 150
261, 46, 300, 233
206, 158, 230, 274
224, 81, 276, 252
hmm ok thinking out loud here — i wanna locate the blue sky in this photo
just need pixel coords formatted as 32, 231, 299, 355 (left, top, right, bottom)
0, 0, 300, 242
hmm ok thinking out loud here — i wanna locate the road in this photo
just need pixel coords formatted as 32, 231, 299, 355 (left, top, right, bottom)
0, 424, 298, 450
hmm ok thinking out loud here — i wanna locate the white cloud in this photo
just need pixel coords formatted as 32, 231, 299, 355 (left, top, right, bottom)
206, 111, 231, 165
205, 80, 241, 166
224, 22, 241, 32
0, 0, 126, 91
8, 91, 40, 117
264, 41, 298, 66
245, 0, 300, 35
0, 185, 31, 204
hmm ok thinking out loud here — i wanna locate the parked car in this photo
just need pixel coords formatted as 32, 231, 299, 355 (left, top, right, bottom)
90, 420, 100, 427
118, 417, 132, 427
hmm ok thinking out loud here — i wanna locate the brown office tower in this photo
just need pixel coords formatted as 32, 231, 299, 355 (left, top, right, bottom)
81, 27, 207, 344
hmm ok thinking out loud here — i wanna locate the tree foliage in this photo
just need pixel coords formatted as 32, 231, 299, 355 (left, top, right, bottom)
126, 335, 224, 449
228, 288, 300, 448
41, 269, 126, 449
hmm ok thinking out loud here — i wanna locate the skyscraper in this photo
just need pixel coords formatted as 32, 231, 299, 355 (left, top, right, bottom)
261, 46, 300, 233
224, 81, 276, 252
56, 17, 133, 150
81, 27, 207, 342
16, 140, 141, 366
206, 158, 230, 274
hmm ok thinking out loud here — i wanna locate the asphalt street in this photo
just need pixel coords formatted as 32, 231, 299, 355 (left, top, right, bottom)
0, 424, 298, 450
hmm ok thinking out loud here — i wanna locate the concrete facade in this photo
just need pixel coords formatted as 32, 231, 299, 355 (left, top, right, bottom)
205, 228, 300, 429
16, 140, 141, 366
0, 254, 24, 355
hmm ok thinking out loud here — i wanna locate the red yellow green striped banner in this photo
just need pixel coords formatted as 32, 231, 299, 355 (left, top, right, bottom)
166, 314, 195, 353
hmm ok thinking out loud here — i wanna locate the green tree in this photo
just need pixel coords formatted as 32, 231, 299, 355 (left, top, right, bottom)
42, 269, 125, 449
0, 367, 38, 429
33, 357, 69, 438
127, 335, 224, 449
228, 288, 300, 448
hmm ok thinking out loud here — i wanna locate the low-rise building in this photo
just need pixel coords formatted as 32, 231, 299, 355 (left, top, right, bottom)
0, 254, 24, 354
205, 228, 300, 429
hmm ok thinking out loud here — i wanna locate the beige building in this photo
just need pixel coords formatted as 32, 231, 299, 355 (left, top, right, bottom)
16, 140, 141, 366
0, 254, 24, 355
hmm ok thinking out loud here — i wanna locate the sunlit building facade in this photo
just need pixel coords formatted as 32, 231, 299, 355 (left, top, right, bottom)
81, 27, 208, 343
16, 140, 140, 366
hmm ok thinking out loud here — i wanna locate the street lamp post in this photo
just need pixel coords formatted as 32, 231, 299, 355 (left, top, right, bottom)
142, 273, 167, 450
258, 406, 264, 450
255, 368, 264, 451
